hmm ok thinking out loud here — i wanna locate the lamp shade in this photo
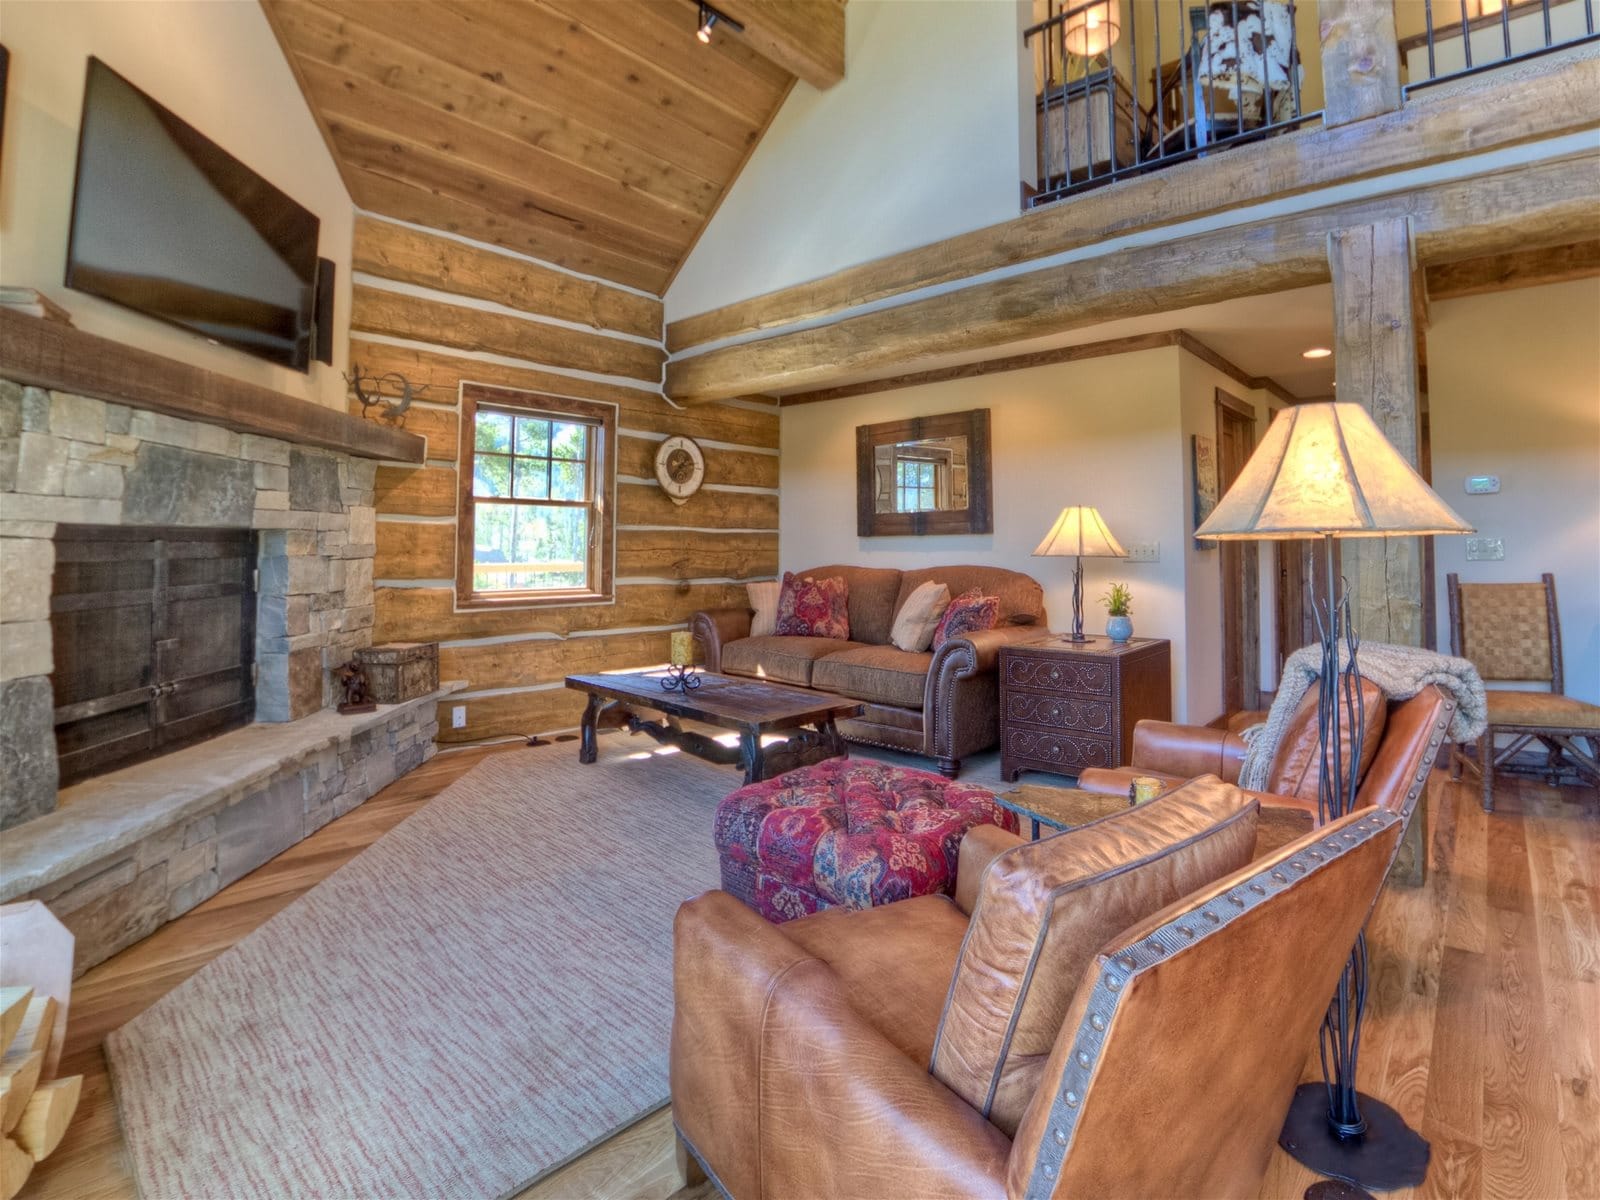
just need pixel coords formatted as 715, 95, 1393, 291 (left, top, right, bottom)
1033, 505, 1127, 557
1195, 402, 1474, 540
1061, 0, 1120, 57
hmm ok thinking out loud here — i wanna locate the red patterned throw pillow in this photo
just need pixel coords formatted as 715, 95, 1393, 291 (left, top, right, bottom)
932, 588, 999, 650
774, 572, 850, 639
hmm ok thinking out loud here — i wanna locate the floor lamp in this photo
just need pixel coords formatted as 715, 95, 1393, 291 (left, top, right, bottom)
1033, 506, 1126, 642
1195, 402, 1473, 1192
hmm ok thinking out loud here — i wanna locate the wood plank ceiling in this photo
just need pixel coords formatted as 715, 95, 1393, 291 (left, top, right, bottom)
261, 0, 799, 295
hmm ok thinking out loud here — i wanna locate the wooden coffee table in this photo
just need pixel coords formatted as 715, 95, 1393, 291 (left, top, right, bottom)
564, 671, 864, 785
996, 784, 1136, 839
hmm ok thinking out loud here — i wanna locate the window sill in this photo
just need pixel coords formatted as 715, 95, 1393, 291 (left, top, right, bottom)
454, 590, 616, 611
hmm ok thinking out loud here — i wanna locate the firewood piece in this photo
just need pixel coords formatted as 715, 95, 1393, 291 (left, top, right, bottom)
0, 1052, 42, 1134
15, 1077, 80, 1161
0, 993, 29, 1058
0, 1137, 30, 1200
5, 998, 56, 1061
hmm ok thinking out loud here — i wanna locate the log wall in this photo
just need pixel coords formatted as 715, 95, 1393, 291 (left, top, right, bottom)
353, 217, 778, 743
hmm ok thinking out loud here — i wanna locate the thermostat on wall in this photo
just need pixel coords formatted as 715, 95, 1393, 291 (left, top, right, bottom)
1464, 475, 1500, 495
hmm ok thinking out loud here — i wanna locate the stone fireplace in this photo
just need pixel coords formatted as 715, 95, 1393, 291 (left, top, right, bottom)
0, 375, 447, 972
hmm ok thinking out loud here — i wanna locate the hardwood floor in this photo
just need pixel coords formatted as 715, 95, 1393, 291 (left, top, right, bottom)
23, 743, 1597, 1200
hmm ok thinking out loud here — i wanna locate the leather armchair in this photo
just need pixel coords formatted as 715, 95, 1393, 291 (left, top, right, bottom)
672, 803, 1404, 1200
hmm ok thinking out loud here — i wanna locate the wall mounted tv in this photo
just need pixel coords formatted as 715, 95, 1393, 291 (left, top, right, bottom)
65, 58, 323, 372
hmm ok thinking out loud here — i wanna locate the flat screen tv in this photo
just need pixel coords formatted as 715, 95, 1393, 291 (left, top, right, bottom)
65, 58, 322, 371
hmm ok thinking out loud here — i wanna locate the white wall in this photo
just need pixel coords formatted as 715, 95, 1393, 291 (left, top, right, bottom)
665, 0, 1028, 324
0, 1, 353, 410
779, 346, 1231, 721
1428, 278, 1600, 705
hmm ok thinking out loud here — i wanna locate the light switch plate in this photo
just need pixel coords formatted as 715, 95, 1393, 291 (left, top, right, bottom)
1465, 474, 1501, 495
452, 705, 467, 729
1465, 537, 1505, 561
1125, 540, 1160, 563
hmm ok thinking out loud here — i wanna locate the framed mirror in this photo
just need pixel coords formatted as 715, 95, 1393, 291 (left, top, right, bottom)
856, 408, 993, 536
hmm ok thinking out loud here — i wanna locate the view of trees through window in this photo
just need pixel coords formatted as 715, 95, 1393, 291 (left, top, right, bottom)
896, 458, 937, 512
471, 409, 592, 593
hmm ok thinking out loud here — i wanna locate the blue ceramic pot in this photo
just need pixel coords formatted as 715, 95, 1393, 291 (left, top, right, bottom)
1106, 615, 1133, 644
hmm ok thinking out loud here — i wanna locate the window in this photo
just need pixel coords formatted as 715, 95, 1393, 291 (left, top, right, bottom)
896, 458, 937, 512
456, 384, 615, 608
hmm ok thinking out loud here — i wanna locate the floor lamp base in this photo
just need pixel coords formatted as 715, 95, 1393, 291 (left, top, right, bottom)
1279, 1084, 1430, 1192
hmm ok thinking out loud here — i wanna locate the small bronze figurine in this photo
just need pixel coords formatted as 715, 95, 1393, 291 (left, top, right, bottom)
336, 660, 379, 714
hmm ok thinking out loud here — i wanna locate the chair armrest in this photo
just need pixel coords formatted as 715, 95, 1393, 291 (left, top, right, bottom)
671, 890, 815, 1200
757, 956, 1011, 1200
688, 607, 752, 674
1130, 720, 1248, 782
954, 824, 1025, 916
1075, 767, 1189, 795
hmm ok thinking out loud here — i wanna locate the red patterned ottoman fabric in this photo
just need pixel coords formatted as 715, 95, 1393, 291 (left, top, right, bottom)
713, 759, 1019, 923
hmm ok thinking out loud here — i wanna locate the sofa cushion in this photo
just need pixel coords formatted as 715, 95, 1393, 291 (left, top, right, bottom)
812, 646, 933, 709
795, 565, 904, 646
929, 775, 1259, 1136
896, 565, 1044, 628
933, 588, 1000, 651
889, 581, 951, 652
1266, 676, 1388, 801
781, 895, 969, 1066
747, 580, 780, 638
722, 636, 870, 687
776, 572, 851, 639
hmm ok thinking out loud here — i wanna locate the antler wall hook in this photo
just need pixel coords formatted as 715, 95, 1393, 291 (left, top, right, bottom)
345, 365, 428, 424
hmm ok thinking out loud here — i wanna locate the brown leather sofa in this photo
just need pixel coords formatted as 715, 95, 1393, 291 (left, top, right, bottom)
671, 778, 1405, 1199
690, 565, 1047, 778
1075, 683, 1456, 883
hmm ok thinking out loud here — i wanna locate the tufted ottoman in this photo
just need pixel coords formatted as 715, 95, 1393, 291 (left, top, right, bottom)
713, 759, 1019, 923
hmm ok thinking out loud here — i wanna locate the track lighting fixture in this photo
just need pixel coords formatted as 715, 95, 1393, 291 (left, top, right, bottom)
695, 2, 743, 44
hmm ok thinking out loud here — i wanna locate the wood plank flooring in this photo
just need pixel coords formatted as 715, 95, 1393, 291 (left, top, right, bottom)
22, 741, 1597, 1200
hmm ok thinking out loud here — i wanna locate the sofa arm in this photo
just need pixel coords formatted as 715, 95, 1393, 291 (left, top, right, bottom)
757, 956, 1011, 1200
954, 824, 1025, 916
688, 607, 751, 674
932, 625, 1046, 679
1129, 720, 1248, 783
671, 890, 815, 1200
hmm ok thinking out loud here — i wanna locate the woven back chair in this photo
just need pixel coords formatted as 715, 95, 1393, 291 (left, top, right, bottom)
1447, 573, 1600, 810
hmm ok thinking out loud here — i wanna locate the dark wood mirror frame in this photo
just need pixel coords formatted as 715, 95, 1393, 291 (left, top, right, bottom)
856, 407, 993, 537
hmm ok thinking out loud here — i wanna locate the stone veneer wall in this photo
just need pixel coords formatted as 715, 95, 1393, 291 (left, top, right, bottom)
0, 377, 378, 829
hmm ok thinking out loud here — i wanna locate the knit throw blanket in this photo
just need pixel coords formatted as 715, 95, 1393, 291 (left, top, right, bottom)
1238, 641, 1488, 791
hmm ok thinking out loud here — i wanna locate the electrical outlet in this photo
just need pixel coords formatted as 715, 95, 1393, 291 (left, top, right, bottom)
452, 705, 467, 729
1125, 540, 1160, 563
1465, 537, 1505, 561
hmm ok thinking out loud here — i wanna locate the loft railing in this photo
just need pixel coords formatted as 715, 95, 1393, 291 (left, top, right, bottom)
1024, 0, 1320, 207
1401, 0, 1598, 92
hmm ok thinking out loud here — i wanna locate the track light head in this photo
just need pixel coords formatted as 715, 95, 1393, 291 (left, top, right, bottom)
695, 2, 742, 45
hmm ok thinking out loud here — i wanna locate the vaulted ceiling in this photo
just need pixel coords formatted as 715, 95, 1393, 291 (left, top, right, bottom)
262, 0, 817, 295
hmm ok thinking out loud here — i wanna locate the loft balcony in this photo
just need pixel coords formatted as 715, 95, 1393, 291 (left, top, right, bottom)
1025, 0, 1599, 208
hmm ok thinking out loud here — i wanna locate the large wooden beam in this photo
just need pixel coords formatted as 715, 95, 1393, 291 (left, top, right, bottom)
666, 53, 1600, 353
1425, 238, 1600, 301
1329, 218, 1426, 647
0, 310, 426, 463
665, 153, 1600, 403
1318, 0, 1404, 128
717, 0, 845, 91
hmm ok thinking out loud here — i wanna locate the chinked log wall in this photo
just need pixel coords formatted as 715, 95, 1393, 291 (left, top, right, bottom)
351, 216, 778, 744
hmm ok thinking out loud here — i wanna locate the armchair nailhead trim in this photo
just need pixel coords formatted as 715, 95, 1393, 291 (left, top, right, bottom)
1020, 812, 1401, 1200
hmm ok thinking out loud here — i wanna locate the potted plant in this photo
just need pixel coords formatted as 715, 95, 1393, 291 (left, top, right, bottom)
1101, 582, 1133, 644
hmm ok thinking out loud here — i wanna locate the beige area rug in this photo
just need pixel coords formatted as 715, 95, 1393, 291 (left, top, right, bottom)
106, 739, 729, 1200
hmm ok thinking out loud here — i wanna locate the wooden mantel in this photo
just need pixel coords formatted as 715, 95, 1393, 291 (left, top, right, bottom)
0, 308, 426, 463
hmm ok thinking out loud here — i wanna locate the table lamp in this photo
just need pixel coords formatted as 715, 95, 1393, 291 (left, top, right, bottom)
1061, 0, 1120, 57
1033, 506, 1127, 643
1196, 401, 1472, 1190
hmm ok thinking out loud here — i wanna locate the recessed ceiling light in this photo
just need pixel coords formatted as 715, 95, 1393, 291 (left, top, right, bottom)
1302, 347, 1333, 359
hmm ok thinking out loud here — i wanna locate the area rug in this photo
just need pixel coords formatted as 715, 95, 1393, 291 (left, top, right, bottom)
105, 740, 728, 1200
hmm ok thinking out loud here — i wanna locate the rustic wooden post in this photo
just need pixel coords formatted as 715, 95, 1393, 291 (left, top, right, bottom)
1328, 217, 1426, 649
1318, 0, 1403, 128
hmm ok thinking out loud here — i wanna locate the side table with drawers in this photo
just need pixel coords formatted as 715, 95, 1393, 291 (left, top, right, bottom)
999, 636, 1172, 783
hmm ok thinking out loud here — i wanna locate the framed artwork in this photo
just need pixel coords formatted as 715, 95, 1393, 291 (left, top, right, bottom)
1191, 434, 1218, 547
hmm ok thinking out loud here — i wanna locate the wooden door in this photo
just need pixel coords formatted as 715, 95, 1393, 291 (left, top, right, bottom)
1274, 537, 1339, 677
1216, 391, 1260, 714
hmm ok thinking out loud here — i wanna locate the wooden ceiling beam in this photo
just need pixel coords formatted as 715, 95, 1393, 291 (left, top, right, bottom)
666, 52, 1600, 353
716, 0, 845, 91
665, 153, 1600, 404
1424, 238, 1600, 302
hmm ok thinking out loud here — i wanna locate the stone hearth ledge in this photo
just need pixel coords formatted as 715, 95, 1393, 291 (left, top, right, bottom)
1, 683, 465, 903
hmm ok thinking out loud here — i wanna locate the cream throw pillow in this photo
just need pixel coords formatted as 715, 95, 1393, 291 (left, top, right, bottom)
889, 581, 951, 652
747, 580, 781, 638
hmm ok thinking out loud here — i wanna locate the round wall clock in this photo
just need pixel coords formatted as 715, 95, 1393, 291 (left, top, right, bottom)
654, 435, 706, 506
